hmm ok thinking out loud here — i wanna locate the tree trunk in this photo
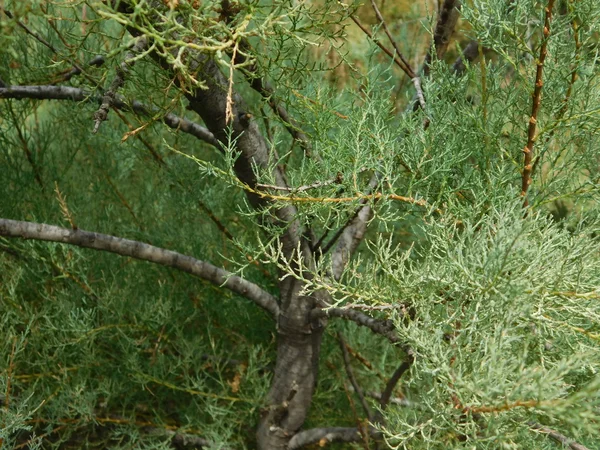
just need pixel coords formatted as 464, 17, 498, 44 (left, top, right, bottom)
257, 277, 325, 449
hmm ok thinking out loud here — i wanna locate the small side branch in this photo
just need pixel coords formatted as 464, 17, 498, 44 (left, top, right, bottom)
93, 36, 149, 133
350, 11, 425, 110
219, 2, 313, 155
521, 0, 556, 207
238, 42, 314, 156
529, 423, 590, 450
0, 85, 219, 147
379, 356, 413, 410
338, 333, 373, 422
288, 427, 361, 449
311, 307, 401, 344
0, 219, 279, 317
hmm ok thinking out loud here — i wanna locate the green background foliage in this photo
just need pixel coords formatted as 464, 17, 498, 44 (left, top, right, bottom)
1, 0, 599, 448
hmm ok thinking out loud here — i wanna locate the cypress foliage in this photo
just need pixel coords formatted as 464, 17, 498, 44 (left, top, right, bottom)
1, 0, 599, 448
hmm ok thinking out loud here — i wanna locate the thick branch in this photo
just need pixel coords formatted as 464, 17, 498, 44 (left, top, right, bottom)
0, 218, 279, 317
423, 0, 461, 76
288, 427, 361, 449
0, 85, 219, 147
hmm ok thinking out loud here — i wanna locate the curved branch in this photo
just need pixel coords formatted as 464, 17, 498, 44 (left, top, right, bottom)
311, 307, 401, 344
0, 85, 219, 147
288, 427, 361, 449
0, 218, 279, 317
379, 357, 413, 410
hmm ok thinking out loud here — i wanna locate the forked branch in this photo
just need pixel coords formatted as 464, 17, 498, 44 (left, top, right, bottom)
93, 36, 149, 133
0, 85, 219, 147
0, 219, 279, 317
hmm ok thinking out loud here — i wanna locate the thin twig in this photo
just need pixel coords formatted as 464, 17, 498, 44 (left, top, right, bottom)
529, 422, 590, 450
369, 0, 415, 76
1, 8, 58, 54
257, 172, 344, 193
531, 2, 581, 179
338, 333, 374, 422
5, 104, 44, 188
233, 40, 315, 156
312, 307, 400, 344
0, 8, 96, 86
521, 0, 556, 208
93, 36, 149, 133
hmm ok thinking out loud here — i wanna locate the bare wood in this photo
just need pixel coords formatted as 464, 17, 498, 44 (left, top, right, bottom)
288, 427, 361, 449
311, 307, 400, 343
0, 85, 219, 147
379, 357, 413, 410
0, 218, 279, 317
423, 0, 461, 76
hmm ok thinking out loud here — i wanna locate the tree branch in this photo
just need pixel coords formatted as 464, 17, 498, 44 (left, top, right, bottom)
521, 0, 556, 208
379, 357, 413, 410
311, 307, 401, 344
423, 0, 461, 76
0, 85, 219, 147
338, 333, 373, 422
0, 218, 279, 317
529, 423, 591, 450
93, 36, 148, 133
288, 427, 361, 449
326, 175, 378, 280
452, 40, 481, 75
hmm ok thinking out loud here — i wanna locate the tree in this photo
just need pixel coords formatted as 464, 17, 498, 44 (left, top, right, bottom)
1, 0, 599, 448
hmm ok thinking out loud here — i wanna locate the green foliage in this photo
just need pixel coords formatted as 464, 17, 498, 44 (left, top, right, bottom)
1, 0, 600, 448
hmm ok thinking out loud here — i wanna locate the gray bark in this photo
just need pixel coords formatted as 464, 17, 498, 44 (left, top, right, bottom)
0, 218, 279, 317
0, 85, 219, 147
